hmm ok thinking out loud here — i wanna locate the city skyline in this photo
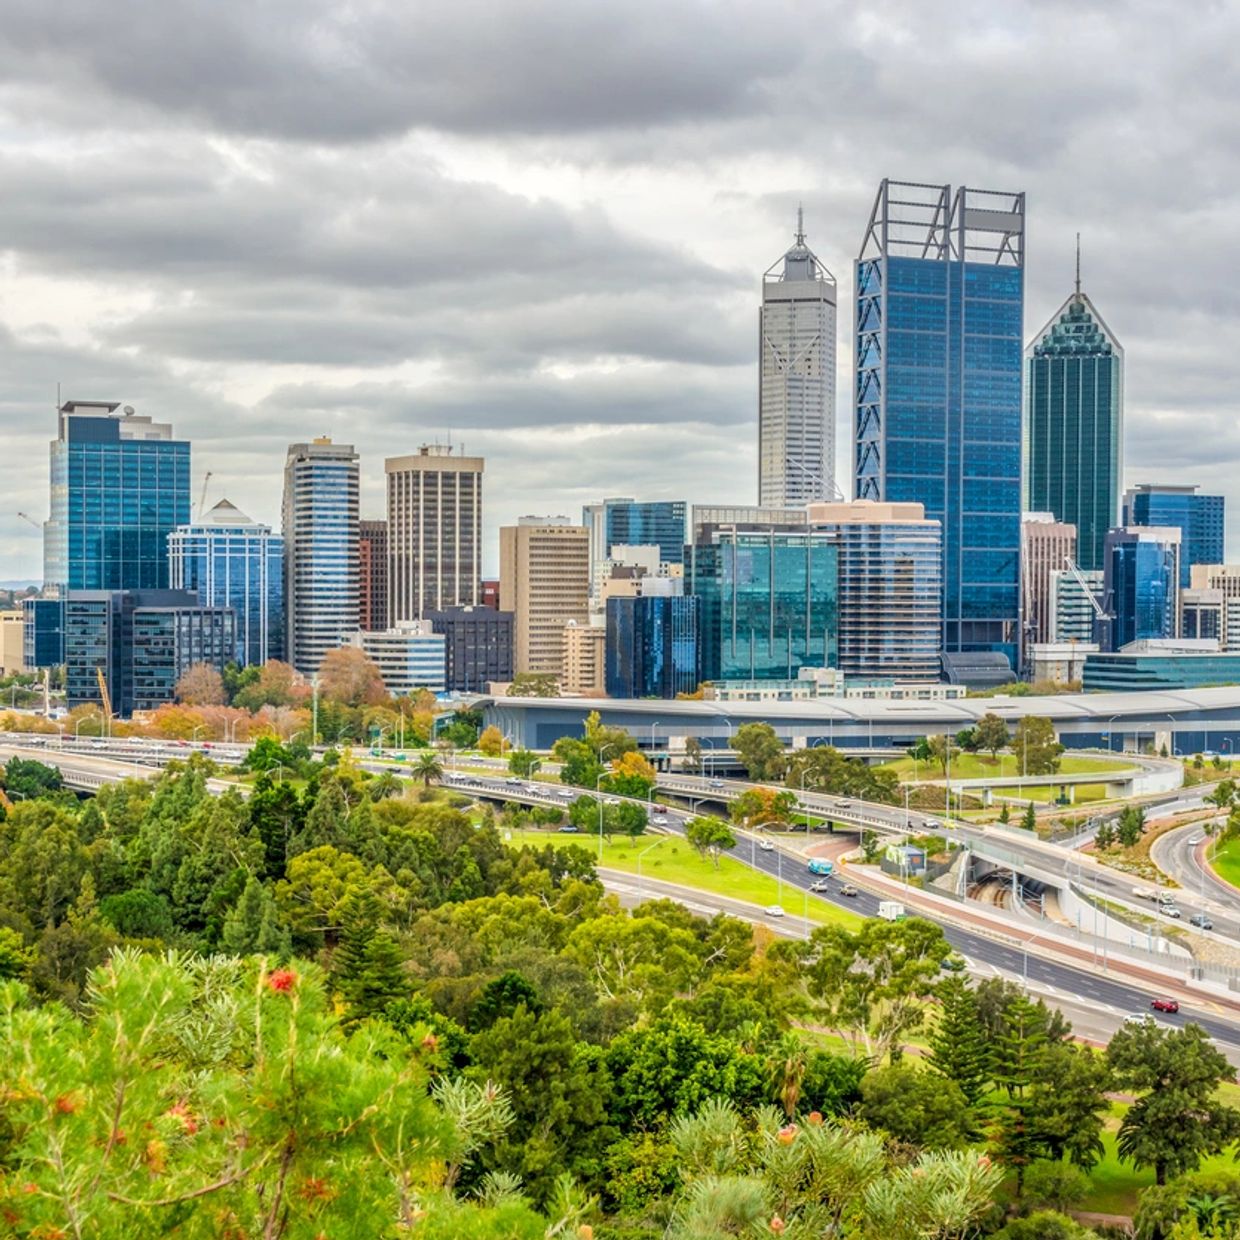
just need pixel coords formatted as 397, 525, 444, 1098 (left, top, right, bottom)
0, 3, 1238, 578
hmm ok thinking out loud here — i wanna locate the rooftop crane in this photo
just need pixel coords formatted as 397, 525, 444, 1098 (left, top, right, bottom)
16, 512, 40, 529
197, 471, 214, 519
1062, 556, 1110, 620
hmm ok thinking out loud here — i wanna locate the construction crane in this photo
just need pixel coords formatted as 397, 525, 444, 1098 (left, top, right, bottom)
1062, 556, 1110, 621
16, 512, 40, 529
197, 471, 214, 519
96, 666, 113, 733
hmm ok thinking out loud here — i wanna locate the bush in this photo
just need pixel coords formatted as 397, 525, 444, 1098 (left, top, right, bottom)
1022, 1160, 1091, 1214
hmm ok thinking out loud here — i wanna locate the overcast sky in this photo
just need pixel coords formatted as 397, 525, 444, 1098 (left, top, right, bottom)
1, 0, 1237, 578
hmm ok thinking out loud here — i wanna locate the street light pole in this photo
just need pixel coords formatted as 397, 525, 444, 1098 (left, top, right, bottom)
636, 838, 662, 903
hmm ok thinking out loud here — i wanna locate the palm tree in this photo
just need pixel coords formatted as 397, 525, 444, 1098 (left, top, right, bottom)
411, 751, 444, 788
766, 1032, 809, 1119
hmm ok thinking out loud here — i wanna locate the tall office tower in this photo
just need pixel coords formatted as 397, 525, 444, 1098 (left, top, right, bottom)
689, 526, 838, 682
1103, 527, 1181, 651
386, 446, 483, 621
606, 595, 700, 699
1024, 258, 1123, 572
1124, 484, 1224, 588
1050, 568, 1104, 643
499, 519, 590, 676
168, 499, 283, 667
44, 400, 191, 594
358, 519, 389, 631
806, 500, 942, 681
759, 210, 837, 507
282, 439, 360, 677
855, 180, 1025, 669
1020, 513, 1077, 651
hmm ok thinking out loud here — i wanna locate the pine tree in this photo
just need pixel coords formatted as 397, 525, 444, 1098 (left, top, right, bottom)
222, 876, 291, 958
928, 977, 989, 1106
1021, 802, 1037, 832
332, 889, 406, 1021
997, 804, 1011, 825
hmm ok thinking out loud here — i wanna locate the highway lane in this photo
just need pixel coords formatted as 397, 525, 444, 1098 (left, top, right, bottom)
1151, 823, 1239, 912
444, 771, 1240, 1051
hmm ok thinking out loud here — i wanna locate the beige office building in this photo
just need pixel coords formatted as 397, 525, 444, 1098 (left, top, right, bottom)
1021, 513, 1077, 651
561, 620, 606, 696
0, 610, 25, 676
386, 446, 483, 622
499, 519, 590, 676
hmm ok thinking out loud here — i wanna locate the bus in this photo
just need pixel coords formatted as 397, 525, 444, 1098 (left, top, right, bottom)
807, 859, 834, 877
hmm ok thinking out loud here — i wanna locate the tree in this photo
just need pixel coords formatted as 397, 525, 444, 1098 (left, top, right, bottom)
1013, 715, 1064, 776
507, 749, 541, 777
1117, 805, 1146, 847
731, 785, 797, 828
1094, 819, 1116, 849
926, 733, 956, 775
478, 725, 505, 756
99, 888, 174, 940
412, 750, 444, 788
975, 712, 1011, 760
928, 977, 989, 1106
684, 737, 703, 773
221, 875, 291, 957
508, 672, 560, 697
1108, 1020, 1240, 1184
1206, 779, 1237, 811
333, 888, 408, 1021
783, 746, 899, 805
608, 750, 657, 798
232, 659, 302, 710
733, 722, 785, 781
1022, 1160, 1091, 1215
175, 661, 226, 706
998, 803, 1011, 825
858, 1062, 972, 1149
0, 757, 63, 800
318, 646, 389, 707
685, 816, 736, 868
241, 734, 292, 773
1022, 801, 1038, 832
955, 726, 979, 753
992, 1213, 1099, 1240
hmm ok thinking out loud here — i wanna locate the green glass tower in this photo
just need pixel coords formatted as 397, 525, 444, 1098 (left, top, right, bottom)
1024, 255, 1123, 572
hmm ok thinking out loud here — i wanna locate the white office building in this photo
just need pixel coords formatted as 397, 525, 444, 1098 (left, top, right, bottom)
350, 620, 446, 695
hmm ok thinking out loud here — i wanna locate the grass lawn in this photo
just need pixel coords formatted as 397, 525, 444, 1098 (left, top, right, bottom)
990, 783, 1108, 805
1210, 835, 1240, 890
503, 829, 863, 929
879, 753, 1131, 782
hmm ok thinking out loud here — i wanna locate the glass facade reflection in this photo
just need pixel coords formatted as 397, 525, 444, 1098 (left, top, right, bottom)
1124, 485, 1224, 589
169, 499, 284, 667
605, 595, 699, 698
1104, 528, 1180, 650
689, 529, 837, 682
597, 500, 688, 565
854, 182, 1024, 669
1025, 293, 1123, 572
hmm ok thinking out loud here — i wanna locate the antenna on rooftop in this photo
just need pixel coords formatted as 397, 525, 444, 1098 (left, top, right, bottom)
1075, 232, 1081, 298
796, 203, 805, 246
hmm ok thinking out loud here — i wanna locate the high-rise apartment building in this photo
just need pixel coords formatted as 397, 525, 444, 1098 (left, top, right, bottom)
358, 519, 389, 631
499, 519, 590, 676
44, 400, 190, 594
1124, 485, 1224, 589
689, 526, 838, 682
386, 446, 482, 621
605, 595, 700, 699
806, 500, 942, 681
759, 211, 837, 506
168, 498, 283, 667
282, 439, 359, 677
1024, 268, 1123, 572
561, 620, 606, 696
1021, 514, 1077, 652
855, 180, 1025, 669
1103, 527, 1181, 651
1050, 568, 1104, 643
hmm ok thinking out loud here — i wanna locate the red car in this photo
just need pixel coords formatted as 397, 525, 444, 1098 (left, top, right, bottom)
1150, 998, 1180, 1014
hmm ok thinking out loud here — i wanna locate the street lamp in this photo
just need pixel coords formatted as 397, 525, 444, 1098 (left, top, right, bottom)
1106, 714, 1121, 754
595, 742, 619, 858
192, 724, 206, 744
74, 711, 101, 739
636, 838, 662, 902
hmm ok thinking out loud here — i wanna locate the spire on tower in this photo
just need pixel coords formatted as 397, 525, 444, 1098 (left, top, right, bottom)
1075, 232, 1081, 298
796, 203, 805, 246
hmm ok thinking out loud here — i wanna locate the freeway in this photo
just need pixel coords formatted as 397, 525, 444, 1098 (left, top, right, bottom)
1151, 824, 1239, 912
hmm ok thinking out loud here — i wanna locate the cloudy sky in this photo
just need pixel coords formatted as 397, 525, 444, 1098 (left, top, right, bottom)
1, 0, 1237, 578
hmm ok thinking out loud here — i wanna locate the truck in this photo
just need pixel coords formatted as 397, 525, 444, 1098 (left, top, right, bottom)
878, 901, 906, 921
807, 858, 834, 877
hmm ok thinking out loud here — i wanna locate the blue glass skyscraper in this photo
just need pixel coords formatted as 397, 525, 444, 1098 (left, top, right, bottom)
44, 400, 191, 593
605, 595, 699, 698
583, 498, 688, 567
855, 180, 1025, 669
1104, 527, 1180, 650
1124, 485, 1224, 589
168, 498, 284, 667
689, 527, 837, 682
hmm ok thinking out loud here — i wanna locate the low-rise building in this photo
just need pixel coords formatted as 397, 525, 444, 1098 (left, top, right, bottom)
1027, 641, 1098, 686
0, 610, 25, 675
349, 621, 446, 696
704, 667, 965, 702
1081, 640, 1240, 692
426, 605, 514, 694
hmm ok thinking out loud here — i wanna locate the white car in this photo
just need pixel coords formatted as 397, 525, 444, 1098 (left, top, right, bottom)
1162, 905, 1183, 919
1123, 1013, 1153, 1026
765, 904, 785, 918
809, 879, 830, 892
651, 815, 669, 825
759, 839, 775, 852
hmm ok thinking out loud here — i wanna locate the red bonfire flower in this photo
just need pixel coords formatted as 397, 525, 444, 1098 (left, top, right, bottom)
267, 969, 297, 993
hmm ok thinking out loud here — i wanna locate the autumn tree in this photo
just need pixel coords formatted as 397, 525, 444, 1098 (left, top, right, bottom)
478, 725, 505, 756
731, 786, 797, 829
174, 661, 226, 706
318, 646, 389, 707
608, 750, 657, 798
232, 659, 303, 711
508, 672, 560, 697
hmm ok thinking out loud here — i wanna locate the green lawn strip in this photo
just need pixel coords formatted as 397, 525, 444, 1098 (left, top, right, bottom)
879, 753, 1133, 781
1210, 836, 1240, 890
503, 829, 863, 929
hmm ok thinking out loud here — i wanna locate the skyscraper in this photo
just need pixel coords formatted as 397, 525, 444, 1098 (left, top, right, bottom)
358, 519, 389, 631
854, 180, 1025, 669
1124, 484, 1224, 589
282, 439, 359, 677
169, 498, 283, 667
1103, 527, 1181, 650
1020, 513, 1077, 650
606, 595, 700, 699
499, 519, 590, 677
806, 500, 942, 681
386, 446, 483, 621
758, 210, 837, 507
44, 400, 190, 594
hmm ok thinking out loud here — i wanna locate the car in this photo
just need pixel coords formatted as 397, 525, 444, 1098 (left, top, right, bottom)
604, 796, 621, 805
651, 815, 669, 825
924, 818, 941, 829
653, 804, 669, 814
1161, 905, 1183, 919
505, 777, 523, 786
525, 784, 541, 794
759, 839, 775, 852
839, 884, 859, 897
809, 879, 830, 892
940, 954, 966, 972
557, 825, 580, 833
708, 779, 725, 789
1191, 913, 1215, 929
1188, 835, 1205, 845
836, 799, 853, 808
765, 904, 785, 918
1123, 1013, 1153, 1026
1151, 997, 1180, 1013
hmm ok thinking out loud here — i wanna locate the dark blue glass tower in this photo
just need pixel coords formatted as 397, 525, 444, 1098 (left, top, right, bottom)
689, 527, 837, 682
1124, 485, 1224, 589
44, 401, 191, 594
1104, 528, 1180, 650
605, 594, 699, 698
855, 181, 1025, 669
597, 500, 688, 565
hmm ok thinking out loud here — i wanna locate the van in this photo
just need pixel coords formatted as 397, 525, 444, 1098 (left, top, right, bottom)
878, 901, 906, 922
